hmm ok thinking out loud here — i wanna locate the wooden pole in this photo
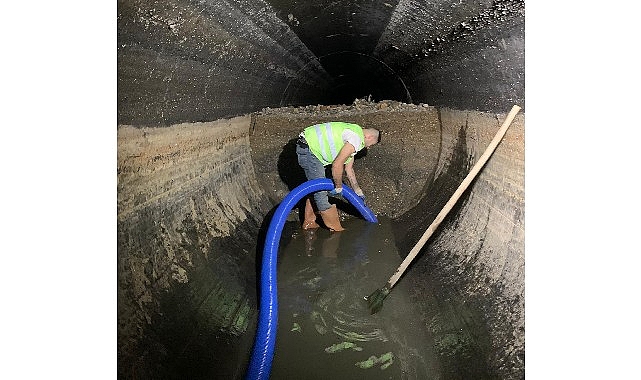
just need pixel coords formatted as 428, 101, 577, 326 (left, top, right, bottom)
386, 105, 521, 288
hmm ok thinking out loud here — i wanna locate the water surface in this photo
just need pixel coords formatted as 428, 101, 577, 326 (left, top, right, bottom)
271, 217, 441, 379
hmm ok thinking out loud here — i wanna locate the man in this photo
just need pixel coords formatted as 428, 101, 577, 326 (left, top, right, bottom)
296, 121, 381, 231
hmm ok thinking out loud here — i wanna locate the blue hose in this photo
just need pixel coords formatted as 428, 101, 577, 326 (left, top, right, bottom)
245, 178, 378, 380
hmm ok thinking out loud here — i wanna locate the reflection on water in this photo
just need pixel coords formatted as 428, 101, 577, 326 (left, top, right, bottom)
271, 217, 441, 380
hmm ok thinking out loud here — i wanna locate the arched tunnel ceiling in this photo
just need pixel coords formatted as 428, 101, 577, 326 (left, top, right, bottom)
264, 0, 523, 104
117, 0, 524, 125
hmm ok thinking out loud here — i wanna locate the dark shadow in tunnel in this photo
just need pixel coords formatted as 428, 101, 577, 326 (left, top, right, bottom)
253, 205, 299, 298
277, 138, 310, 224
392, 124, 472, 260
128, 214, 267, 380
253, 206, 274, 298
277, 138, 308, 191
389, 122, 496, 379
278, 50, 413, 107
354, 146, 368, 159
319, 51, 413, 105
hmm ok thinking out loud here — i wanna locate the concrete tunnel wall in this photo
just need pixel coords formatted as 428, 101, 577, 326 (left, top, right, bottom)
117, 0, 525, 378
118, 0, 524, 125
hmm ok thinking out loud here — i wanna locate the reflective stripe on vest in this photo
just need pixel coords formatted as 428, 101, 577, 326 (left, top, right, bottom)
313, 122, 338, 163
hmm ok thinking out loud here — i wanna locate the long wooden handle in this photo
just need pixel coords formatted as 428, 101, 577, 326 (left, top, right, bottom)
386, 105, 521, 288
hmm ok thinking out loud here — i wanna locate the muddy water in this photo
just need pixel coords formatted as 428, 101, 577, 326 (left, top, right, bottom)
270, 216, 441, 379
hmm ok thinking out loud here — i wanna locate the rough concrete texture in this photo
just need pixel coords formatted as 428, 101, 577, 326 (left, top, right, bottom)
394, 107, 525, 379
118, 0, 524, 125
117, 0, 334, 125
249, 99, 441, 218
117, 116, 272, 378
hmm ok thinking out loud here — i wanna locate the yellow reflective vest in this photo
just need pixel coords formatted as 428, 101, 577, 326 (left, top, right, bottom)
302, 122, 365, 165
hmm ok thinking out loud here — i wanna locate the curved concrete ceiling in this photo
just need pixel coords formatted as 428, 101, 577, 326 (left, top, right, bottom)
117, 0, 524, 125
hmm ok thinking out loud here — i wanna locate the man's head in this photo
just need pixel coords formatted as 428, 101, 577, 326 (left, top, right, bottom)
363, 128, 381, 148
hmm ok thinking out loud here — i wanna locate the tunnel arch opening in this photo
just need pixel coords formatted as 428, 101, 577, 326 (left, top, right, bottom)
280, 51, 413, 107
319, 51, 413, 104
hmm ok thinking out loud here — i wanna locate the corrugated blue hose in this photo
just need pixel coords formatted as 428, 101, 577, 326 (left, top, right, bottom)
245, 178, 378, 380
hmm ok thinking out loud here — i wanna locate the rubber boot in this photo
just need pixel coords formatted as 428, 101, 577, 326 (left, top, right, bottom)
302, 198, 320, 230
319, 204, 345, 232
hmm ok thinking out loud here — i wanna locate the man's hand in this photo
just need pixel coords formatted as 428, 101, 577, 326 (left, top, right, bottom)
354, 187, 365, 201
331, 144, 355, 195
328, 187, 347, 202
329, 187, 343, 198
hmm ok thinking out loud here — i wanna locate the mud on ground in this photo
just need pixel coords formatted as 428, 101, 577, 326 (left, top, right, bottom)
249, 98, 442, 219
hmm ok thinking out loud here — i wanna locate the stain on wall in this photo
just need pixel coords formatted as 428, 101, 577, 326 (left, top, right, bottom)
117, 0, 524, 125
117, 116, 272, 378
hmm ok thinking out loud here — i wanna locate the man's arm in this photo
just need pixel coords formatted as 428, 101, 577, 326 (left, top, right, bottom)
344, 159, 362, 195
331, 143, 355, 190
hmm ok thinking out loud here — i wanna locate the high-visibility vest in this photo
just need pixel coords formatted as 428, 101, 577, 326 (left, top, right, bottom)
303, 122, 365, 165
